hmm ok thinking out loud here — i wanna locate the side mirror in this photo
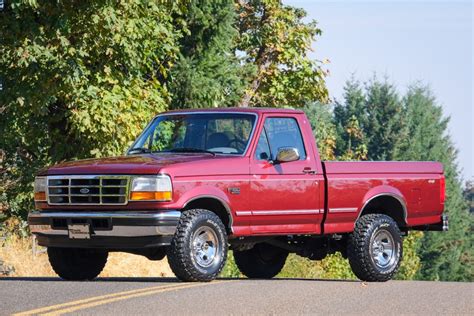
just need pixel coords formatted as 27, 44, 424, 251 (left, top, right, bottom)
275, 147, 300, 163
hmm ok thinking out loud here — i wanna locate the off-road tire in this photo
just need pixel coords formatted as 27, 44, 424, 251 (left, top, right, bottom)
167, 209, 228, 282
48, 247, 108, 281
234, 243, 288, 279
348, 214, 402, 282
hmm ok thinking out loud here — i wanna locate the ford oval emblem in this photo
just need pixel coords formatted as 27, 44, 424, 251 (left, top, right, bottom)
80, 188, 90, 194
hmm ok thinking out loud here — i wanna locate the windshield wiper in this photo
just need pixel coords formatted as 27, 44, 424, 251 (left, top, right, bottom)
128, 147, 151, 155
164, 148, 217, 156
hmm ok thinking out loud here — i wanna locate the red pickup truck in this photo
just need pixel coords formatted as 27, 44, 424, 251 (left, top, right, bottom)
29, 108, 447, 282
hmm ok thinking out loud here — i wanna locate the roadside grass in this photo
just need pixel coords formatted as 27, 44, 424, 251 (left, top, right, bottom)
0, 236, 173, 278
221, 250, 357, 280
1, 235, 418, 280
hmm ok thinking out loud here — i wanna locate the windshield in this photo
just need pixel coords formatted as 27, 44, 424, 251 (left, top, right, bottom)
129, 113, 257, 155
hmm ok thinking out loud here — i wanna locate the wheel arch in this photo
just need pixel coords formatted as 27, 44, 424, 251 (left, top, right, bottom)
183, 195, 233, 234
357, 191, 408, 228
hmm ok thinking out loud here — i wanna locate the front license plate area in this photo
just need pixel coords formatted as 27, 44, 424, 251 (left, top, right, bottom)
68, 224, 91, 239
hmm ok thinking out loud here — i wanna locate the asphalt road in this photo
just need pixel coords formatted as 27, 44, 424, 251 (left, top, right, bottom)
0, 277, 472, 315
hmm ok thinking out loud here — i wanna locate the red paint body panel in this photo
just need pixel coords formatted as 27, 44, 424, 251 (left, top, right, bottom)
324, 161, 443, 174
37, 108, 446, 237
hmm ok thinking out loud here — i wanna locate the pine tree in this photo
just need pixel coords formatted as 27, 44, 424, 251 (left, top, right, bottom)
332, 77, 424, 280
333, 78, 368, 157
168, 0, 244, 109
393, 85, 473, 281
364, 78, 404, 160
334, 77, 404, 161
464, 181, 474, 214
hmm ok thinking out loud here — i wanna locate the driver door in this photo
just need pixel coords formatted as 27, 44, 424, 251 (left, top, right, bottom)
249, 114, 323, 234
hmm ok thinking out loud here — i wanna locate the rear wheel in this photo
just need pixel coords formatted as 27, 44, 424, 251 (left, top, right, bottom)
348, 214, 402, 282
167, 209, 228, 282
48, 247, 108, 281
234, 243, 288, 279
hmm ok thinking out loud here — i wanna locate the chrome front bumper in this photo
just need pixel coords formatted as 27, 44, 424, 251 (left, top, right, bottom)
28, 210, 181, 238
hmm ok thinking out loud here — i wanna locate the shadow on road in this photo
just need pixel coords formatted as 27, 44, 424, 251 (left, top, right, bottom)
0, 276, 361, 283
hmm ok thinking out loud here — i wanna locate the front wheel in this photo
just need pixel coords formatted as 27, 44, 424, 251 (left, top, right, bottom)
234, 243, 288, 279
48, 248, 108, 281
348, 214, 402, 282
167, 209, 228, 282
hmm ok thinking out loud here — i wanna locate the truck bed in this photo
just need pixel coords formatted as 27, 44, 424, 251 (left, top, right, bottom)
322, 161, 444, 234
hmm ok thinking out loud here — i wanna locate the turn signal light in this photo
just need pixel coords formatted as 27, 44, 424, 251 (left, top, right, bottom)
34, 192, 46, 202
130, 191, 172, 201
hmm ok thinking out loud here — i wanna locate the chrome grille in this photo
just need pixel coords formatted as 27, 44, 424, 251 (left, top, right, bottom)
47, 176, 130, 205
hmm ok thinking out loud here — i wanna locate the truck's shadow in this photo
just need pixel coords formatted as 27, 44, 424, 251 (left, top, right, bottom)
0, 276, 360, 283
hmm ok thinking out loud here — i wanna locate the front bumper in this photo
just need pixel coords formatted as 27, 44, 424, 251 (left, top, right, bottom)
28, 210, 181, 249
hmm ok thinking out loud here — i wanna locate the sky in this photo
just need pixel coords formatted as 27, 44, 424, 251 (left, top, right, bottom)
285, 0, 473, 181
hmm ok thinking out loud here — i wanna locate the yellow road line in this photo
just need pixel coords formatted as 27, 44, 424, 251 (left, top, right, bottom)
41, 282, 216, 316
13, 282, 208, 316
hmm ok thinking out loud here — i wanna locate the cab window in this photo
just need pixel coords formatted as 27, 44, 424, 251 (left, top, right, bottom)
255, 117, 306, 161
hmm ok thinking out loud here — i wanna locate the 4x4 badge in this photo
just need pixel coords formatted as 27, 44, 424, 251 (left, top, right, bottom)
228, 187, 240, 195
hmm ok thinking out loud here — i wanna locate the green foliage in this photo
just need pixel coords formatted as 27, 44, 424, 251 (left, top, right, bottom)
222, 252, 356, 280
302, 102, 336, 160
333, 80, 472, 281
0, 0, 183, 219
334, 78, 368, 158
168, 0, 245, 109
364, 78, 404, 160
278, 254, 325, 279
396, 231, 422, 280
0, 0, 330, 224
236, 0, 328, 107
319, 254, 356, 280
221, 251, 242, 278
393, 85, 473, 281
464, 181, 474, 214
334, 77, 403, 160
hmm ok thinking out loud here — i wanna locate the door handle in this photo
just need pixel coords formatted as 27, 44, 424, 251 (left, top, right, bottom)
303, 167, 316, 174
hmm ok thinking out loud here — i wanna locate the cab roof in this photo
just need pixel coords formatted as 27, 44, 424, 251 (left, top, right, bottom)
162, 107, 305, 115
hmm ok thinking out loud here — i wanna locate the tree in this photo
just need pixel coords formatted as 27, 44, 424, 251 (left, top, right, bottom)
236, 0, 328, 107
334, 77, 404, 161
393, 85, 473, 281
333, 78, 368, 158
0, 0, 183, 220
302, 101, 417, 280
168, 0, 245, 109
331, 78, 429, 280
364, 78, 404, 160
0, 0, 331, 228
303, 102, 336, 160
464, 181, 474, 214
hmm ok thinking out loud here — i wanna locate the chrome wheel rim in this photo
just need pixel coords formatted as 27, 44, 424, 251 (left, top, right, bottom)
192, 226, 219, 268
370, 229, 396, 269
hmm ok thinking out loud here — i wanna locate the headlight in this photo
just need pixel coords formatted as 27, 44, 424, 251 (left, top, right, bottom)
130, 175, 172, 201
34, 177, 47, 201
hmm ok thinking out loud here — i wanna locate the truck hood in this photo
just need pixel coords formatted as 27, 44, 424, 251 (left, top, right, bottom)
40, 153, 215, 175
